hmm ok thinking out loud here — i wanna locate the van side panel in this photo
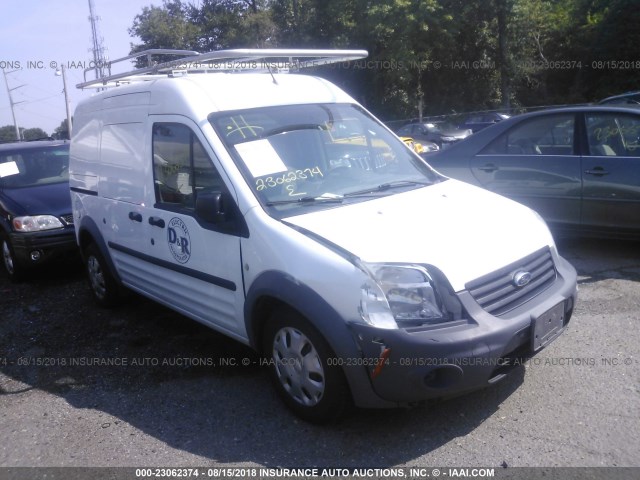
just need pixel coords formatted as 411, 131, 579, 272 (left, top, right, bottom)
98, 122, 147, 204
98, 93, 151, 205
69, 107, 101, 194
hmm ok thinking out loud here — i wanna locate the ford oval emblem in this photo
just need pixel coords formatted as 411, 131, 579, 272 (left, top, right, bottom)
512, 270, 532, 288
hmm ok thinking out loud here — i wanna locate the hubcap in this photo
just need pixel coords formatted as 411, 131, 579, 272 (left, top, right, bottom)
2, 241, 14, 275
272, 326, 325, 406
87, 255, 107, 300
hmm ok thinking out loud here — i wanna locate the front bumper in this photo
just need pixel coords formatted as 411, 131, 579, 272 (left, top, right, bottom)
9, 226, 78, 269
347, 254, 578, 405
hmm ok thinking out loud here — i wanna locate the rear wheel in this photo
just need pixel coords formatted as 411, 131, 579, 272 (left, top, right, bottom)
84, 243, 121, 307
263, 307, 351, 423
1, 236, 24, 282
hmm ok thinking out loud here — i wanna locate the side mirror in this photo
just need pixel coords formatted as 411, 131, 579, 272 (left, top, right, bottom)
196, 191, 227, 224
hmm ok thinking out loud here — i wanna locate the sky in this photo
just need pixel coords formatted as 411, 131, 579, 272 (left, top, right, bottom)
0, 0, 168, 136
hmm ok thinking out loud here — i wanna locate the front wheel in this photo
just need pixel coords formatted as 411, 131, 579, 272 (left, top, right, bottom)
1, 236, 24, 282
84, 243, 121, 308
263, 307, 351, 423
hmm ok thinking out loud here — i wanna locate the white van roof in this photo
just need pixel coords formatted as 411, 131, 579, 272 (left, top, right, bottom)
74, 48, 367, 116
74, 71, 360, 118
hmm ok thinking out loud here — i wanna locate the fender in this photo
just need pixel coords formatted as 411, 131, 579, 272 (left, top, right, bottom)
244, 269, 395, 408
76, 215, 122, 285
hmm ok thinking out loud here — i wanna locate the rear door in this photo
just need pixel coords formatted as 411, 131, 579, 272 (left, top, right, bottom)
470, 113, 582, 228
582, 111, 640, 233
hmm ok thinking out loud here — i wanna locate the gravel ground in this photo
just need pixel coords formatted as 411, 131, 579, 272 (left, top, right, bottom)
0, 238, 638, 470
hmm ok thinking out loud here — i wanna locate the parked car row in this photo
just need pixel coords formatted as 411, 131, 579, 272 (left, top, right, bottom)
2, 101, 639, 282
3, 96, 639, 282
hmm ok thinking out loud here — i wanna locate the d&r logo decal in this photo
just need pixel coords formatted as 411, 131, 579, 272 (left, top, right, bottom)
167, 217, 191, 264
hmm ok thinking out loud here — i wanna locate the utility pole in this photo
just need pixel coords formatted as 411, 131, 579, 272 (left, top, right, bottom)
88, 0, 109, 82
55, 66, 73, 138
2, 68, 25, 141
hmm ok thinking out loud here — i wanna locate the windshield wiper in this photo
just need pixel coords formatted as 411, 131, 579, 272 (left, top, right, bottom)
265, 194, 344, 206
342, 179, 432, 197
265, 181, 433, 206
262, 124, 326, 138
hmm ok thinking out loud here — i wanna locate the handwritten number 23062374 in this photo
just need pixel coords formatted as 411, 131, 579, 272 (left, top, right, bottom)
255, 167, 323, 196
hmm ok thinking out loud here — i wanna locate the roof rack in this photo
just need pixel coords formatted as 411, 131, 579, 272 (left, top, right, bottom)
77, 48, 368, 89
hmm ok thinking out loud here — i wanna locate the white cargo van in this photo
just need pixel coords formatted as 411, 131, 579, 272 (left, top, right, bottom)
70, 49, 577, 423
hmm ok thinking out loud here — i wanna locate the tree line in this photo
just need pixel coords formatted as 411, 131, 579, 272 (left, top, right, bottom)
3, 0, 635, 141
128, 0, 639, 121
0, 121, 69, 143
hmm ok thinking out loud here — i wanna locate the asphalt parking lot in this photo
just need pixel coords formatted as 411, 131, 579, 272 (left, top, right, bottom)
0, 237, 638, 468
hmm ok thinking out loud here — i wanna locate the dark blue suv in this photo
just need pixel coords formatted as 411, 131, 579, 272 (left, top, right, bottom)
0, 140, 77, 280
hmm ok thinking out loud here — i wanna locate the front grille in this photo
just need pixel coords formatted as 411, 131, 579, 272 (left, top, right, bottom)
61, 214, 74, 225
466, 247, 557, 316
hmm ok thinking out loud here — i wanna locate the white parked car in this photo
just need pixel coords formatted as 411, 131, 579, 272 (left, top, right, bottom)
70, 49, 577, 423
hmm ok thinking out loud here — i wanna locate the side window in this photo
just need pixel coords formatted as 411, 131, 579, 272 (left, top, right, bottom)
586, 113, 640, 157
481, 114, 575, 156
153, 123, 223, 208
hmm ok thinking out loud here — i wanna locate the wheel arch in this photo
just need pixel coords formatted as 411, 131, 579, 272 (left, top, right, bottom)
244, 270, 353, 354
76, 215, 122, 285
244, 269, 391, 409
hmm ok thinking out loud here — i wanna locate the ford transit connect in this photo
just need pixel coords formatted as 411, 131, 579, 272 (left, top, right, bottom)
70, 49, 577, 422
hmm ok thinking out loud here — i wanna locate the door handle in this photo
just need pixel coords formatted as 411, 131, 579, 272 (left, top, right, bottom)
478, 163, 498, 173
584, 167, 610, 176
148, 216, 165, 228
128, 212, 142, 222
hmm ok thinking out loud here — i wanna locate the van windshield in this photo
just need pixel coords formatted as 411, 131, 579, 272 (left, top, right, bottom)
210, 103, 442, 214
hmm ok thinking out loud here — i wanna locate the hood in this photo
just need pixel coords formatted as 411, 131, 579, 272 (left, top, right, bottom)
284, 179, 554, 292
1, 182, 71, 217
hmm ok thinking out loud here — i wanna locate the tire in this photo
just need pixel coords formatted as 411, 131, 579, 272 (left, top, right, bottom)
84, 243, 121, 308
1, 236, 24, 282
263, 307, 351, 424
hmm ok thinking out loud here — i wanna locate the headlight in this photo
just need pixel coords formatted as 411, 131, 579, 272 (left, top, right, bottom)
13, 215, 64, 232
360, 263, 453, 328
359, 280, 398, 329
441, 136, 456, 142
